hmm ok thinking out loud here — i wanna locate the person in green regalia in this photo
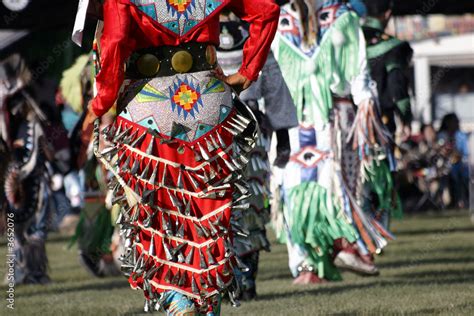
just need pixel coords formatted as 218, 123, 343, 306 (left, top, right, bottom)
273, 0, 392, 284
360, 0, 413, 229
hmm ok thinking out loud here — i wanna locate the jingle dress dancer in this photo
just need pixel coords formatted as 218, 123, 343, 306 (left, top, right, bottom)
83, 0, 279, 314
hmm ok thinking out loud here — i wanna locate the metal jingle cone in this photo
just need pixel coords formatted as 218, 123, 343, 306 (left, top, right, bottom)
191, 274, 199, 294
221, 263, 230, 276
215, 272, 225, 289
102, 124, 112, 137
133, 252, 144, 273
130, 131, 146, 147
238, 142, 253, 153
176, 169, 183, 189
143, 279, 151, 296
172, 242, 188, 257
227, 121, 245, 133
234, 182, 248, 195
206, 271, 213, 287
215, 161, 223, 173
220, 174, 232, 185
164, 268, 172, 283
123, 155, 132, 170
146, 137, 155, 155
205, 138, 215, 152
134, 181, 141, 196
216, 132, 226, 148
195, 224, 205, 238
184, 200, 192, 216
235, 256, 250, 272
131, 205, 141, 222
144, 299, 150, 313
197, 142, 210, 160
234, 193, 250, 203
161, 166, 168, 186
238, 155, 249, 165
140, 161, 151, 179
100, 146, 118, 156
196, 171, 209, 183
230, 157, 243, 170
205, 191, 217, 199
142, 188, 154, 200
209, 134, 219, 150
145, 264, 161, 279
200, 276, 208, 289
143, 213, 153, 228
124, 227, 132, 238
110, 181, 120, 193
193, 147, 203, 162
185, 247, 195, 265
124, 238, 132, 250
208, 164, 217, 180
199, 250, 207, 269
168, 191, 182, 209
124, 130, 138, 145
224, 246, 232, 258
200, 223, 211, 238
222, 157, 236, 172
186, 172, 200, 190
131, 159, 140, 175
154, 300, 161, 312
208, 220, 219, 237
177, 222, 185, 239
223, 126, 238, 136
178, 270, 187, 286
116, 211, 124, 225
235, 113, 251, 125
148, 234, 155, 256
224, 239, 234, 258
213, 220, 227, 235
205, 247, 216, 265
112, 194, 126, 205
171, 269, 180, 285
114, 126, 132, 142
228, 291, 241, 308
162, 239, 174, 261
232, 203, 250, 210
149, 164, 158, 184
110, 123, 119, 138
230, 117, 247, 129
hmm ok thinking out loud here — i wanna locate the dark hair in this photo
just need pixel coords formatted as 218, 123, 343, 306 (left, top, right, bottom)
439, 113, 459, 132
364, 0, 393, 16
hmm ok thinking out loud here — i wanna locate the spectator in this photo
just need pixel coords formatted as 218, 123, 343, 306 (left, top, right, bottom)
438, 113, 469, 208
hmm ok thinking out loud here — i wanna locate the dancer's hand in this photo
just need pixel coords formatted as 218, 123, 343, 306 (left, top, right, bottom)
212, 67, 252, 93
401, 124, 411, 142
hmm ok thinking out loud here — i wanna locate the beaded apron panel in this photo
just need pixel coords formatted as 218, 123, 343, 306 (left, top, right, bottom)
118, 71, 233, 143
130, 0, 228, 37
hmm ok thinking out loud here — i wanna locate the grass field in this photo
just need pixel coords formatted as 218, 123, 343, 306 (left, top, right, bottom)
1, 210, 474, 315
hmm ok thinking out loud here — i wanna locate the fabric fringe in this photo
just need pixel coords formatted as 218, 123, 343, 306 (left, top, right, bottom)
288, 181, 357, 280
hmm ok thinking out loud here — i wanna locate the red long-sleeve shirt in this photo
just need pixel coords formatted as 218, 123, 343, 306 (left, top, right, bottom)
91, 0, 280, 117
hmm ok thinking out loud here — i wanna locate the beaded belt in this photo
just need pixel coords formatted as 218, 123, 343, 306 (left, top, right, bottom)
125, 43, 217, 79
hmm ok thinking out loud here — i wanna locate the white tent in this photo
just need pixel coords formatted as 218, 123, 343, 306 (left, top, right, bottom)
411, 33, 474, 123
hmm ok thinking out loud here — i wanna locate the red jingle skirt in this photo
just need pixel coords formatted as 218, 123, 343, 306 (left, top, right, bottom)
99, 71, 256, 312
